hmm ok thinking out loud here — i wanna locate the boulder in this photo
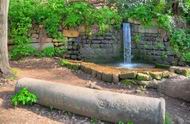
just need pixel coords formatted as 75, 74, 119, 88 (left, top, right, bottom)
159, 76, 190, 102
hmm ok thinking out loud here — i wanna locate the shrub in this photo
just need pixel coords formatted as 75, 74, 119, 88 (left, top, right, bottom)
10, 44, 37, 60
11, 88, 38, 106
37, 47, 55, 57
170, 29, 190, 62
55, 47, 67, 57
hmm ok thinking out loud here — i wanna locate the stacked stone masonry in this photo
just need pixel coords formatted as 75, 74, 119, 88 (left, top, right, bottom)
9, 23, 182, 65
131, 24, 180, 65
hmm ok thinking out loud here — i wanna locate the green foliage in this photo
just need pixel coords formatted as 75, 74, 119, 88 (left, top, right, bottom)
59, 59, 80, 70
170, 29, 190, 62
94, 6, 122, 32
54, 47, 67, 57
64, 2, 94, 28
37, 47, 56, 58
36, 47, 67, 58
133, 34, 141, 44
10, 44, 37, 60
11, 88, 38, 106
9, 0, 121, 59
90, 117, 98, 124
64, 2, 121, 33
121, 79, 137, 86
165, 113, 172, 124
184, 52, 190, 62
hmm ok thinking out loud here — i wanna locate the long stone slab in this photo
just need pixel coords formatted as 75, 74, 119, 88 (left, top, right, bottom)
16, 78, 165, 124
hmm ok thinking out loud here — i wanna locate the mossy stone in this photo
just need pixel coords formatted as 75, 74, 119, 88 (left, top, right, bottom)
149, 72, 163, 80
137, 73, 151, 81
120, 72, 137, 79
121, 79, 137, 86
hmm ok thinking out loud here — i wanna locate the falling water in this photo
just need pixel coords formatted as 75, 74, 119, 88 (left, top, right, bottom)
123, 23, 132, 63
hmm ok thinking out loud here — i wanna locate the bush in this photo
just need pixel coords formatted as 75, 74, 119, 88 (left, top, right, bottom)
11, 88, 38, 106
170, 29, 190, 62
10, 44, 37, 60
37, 47, 55, 57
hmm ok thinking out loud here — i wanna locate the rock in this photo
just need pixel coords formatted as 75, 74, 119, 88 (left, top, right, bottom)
138, 81, 151, 86
159, 77, 190, 102
96, 71, 102, 80
162, 71, 171, 78
91, 70, 97, 78
137, 73, 151, 81
120, 72, 137, 79
86, 81, 103, 90
80, 65, 92, 74
146, 79, 161, 88
102, 73, 113, 83
113, 74, 120, 83
150, 72, 163, 80
174, 116, 185, 124
170, 66, 190, 77
16, 78, 166, 124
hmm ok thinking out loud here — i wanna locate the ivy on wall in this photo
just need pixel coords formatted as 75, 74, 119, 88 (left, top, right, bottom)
9, 0, 121, 60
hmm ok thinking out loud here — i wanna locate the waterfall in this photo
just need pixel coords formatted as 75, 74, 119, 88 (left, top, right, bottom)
123, 23, 132, 63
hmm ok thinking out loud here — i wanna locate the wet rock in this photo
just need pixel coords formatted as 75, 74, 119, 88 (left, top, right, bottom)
137, 73, 152, 81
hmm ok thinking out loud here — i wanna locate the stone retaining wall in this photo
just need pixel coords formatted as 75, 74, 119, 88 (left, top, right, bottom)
9, 23, 183, 65
80, 32, 122, 63
131, 24, 180, 65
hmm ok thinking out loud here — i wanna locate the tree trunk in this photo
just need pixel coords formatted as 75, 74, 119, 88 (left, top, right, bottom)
0, 0, 10, 76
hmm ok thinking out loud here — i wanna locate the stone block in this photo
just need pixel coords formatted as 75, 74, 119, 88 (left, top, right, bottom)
149, 72, 163, 80
80, 65, 92, 74
102, 73, 113, 83
91, 70, 97, 78
96, 71, 102, 80
137, 73, 152, 81
170, 66, 190, 77
120, 72, 137, 79
113, 74, 120, 83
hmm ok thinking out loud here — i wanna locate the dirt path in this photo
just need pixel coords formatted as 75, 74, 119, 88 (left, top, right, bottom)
0, 58, 190, 124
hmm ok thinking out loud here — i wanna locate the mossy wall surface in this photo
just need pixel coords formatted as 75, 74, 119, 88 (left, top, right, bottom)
131, 24, 181, 65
